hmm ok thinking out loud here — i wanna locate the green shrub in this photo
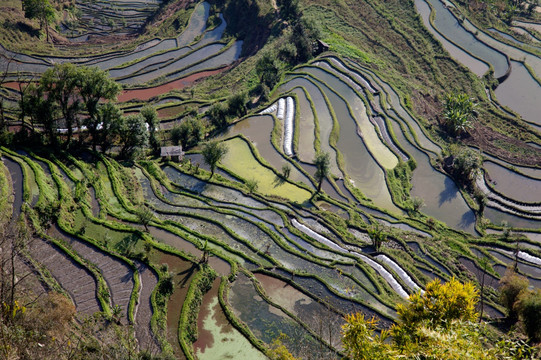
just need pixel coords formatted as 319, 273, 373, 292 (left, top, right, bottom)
517, 290, 541, 342
227, 92, 248, 118
499, 268, 529, 321
157, 273, 174, 296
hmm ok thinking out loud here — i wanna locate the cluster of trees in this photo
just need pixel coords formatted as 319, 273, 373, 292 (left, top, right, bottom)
170, 92, 250, 150
255, 0, 321, 94
13, 63, 156, 159
500, 268, 541, 342
204, 92, 249, 131
445, 146, 482, 188
22, 0, 56, 42
170, 117, 204, 149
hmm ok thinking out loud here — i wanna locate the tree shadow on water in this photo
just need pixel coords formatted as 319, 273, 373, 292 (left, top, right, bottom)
459, 210, 477, 234
438, 177, 459, 206
177, 263, 198, 288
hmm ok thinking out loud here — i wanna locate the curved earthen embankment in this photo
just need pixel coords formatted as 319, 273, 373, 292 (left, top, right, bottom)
476, 174, 541, 219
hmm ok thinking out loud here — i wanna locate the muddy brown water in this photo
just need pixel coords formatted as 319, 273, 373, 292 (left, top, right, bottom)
157, 104, 188, 119
134, 261, 159, 349
254, 272, 346, 344
3, 157, 24, 223
459, 257, 500, 289
229, 273, 339, 359
149, 226, 231, 276
193, 278, 224, 354
269, 268, 394, 327
157, 251, 196, 360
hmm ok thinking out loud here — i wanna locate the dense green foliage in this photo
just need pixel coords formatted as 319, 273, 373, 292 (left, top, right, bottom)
443, 93, 478, 136
141, 105, 160, 154
500, 268, 529, 321
517, 290, 541, 342
22, 0, 55, 41
171, 117, 204, 149
117, 114, 149, 160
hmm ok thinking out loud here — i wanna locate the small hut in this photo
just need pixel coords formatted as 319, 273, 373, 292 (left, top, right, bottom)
316, 40, 330, 54
160, 146, 184, 162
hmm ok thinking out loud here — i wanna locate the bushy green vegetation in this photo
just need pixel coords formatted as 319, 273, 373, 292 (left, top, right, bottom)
500, 268, 541, 342
22, 0, 56, 42
342, 278, 539, 360
3, 64, 159, 159
442, 92, 478, 136
171, 117, 204, 149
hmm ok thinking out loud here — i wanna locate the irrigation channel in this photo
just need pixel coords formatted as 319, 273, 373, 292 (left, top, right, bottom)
1, 0, 541, 357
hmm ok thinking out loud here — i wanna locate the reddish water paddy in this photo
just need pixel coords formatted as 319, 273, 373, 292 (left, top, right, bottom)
118, 67, 227, 102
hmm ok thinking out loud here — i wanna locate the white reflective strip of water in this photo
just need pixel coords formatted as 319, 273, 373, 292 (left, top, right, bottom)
283, 97, 295, 156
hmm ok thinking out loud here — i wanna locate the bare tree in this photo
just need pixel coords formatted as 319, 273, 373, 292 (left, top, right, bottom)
0, 222, 34, 324
477, 255, 492, 322
0, 57, 14, 133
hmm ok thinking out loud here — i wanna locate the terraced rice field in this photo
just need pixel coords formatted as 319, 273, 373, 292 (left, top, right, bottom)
1, 141, 444, 354
1, 0, 541, 357
2, 107, 540, 355
415, 0, 541, 129
0, 1, 239, 89
61, 0, 162, 40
